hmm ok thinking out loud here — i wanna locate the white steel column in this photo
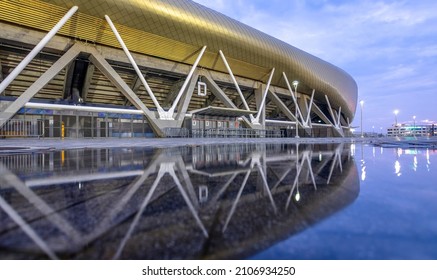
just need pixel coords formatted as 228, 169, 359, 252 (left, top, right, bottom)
0, 43, 82, 129
105, 15, 206, 120
324, 95, 344, 137
218, 50, 250, 111
282, 72, 304, 123
304, 89, 315, 126
167, 46, 207, 118
325, 95, 339, 128
104, 15, 163, 115
252, 68, 275, 125
0, 6, 78, 94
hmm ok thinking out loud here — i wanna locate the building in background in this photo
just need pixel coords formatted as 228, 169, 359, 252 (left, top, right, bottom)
387, 123, 436, 137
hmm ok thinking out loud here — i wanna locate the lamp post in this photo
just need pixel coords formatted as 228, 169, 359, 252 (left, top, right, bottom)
292, 80, 299, 138
413, 115, 416, 136
360, 100, 364, 137
394, 110, 399, 136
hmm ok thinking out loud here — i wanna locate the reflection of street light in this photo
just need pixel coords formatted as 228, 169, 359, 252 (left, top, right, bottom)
295, 189, 301, 201
295, 143, 300, 201
360, 100, 364, 137
292, 80, 299, 138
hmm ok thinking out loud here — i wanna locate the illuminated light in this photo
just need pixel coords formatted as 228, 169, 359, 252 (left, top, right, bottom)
405, 149, 418, 155
295, 191, 301, 202
351, 143, 356, 157
361, 166, 366, 181
397, 148, 402, 157
319, 152, 322, 162
413, 156, 418, 172
360, 100, 364, 137
395, 160, 401, 175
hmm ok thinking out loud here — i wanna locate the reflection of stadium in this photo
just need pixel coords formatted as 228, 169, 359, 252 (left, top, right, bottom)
0, 0, 357, 138
0, 143, 359, 259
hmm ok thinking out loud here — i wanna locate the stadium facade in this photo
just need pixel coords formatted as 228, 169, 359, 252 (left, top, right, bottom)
0, 0, 358, 138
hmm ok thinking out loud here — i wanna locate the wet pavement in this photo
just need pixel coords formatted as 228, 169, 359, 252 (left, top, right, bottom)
1, 138, 437, 259
0, 142, 357, 259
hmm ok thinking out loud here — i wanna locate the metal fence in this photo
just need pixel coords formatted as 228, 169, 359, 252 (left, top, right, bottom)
1, 118, 286, 139
0, 119, 43, 138
163, 128, 285, 138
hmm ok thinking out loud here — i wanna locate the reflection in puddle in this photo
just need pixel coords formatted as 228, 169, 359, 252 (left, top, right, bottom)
0, 143, 358, 259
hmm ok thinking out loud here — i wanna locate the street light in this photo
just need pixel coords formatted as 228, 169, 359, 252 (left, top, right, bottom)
413, 115, 416, 136
394, 110, 399, 126
360, 100, 364, 137
292, 80, 299, 138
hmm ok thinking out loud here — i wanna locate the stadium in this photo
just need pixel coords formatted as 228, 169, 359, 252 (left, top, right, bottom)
0, 0, 357, 138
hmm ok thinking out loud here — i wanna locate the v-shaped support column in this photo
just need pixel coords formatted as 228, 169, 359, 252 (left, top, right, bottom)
202, 70, 256, 129
0, 43, 82, 129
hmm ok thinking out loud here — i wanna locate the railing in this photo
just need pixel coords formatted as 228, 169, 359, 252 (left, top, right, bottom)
0, 119, 43, 138
162, 127, 190, 138
163, 128, 285, 138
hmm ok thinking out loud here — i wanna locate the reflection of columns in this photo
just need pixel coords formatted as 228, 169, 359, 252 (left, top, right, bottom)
113, 158, 207, 259
295, 144, 300, 200
327, 144, 344, 184
0, 195, 58, 259
223, 170, 251, 232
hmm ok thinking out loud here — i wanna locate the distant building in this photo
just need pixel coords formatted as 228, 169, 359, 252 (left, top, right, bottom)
387, 123, 436, 137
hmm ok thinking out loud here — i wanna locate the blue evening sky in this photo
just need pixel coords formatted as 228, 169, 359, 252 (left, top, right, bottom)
193, 0, 437, 132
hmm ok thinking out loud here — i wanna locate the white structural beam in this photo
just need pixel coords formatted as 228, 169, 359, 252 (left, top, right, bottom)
202, 70, 255, 129
105, 15, 206, 120
0, 6, 78, 94
0, 194, 58, 259
0, 43, 82, 129
176, 70, 199, 121
282, 72, 304, 122
305, 89, 315, 126
218, 50, 250, 111
336, 106, 342, 128
324, 95, 338, 127
252, 68, 275, 125
24, 102, 143, 115
167, 46, 207, 118
323, 95, 344, 137
104, 15, 163, 114
311, 102, 336, 127
267, 90, 299, 123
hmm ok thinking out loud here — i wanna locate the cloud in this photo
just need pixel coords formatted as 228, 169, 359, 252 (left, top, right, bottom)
193, 0, 437, 129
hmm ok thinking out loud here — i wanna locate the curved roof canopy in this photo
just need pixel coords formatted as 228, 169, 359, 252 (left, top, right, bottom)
3, 0, 358, 120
